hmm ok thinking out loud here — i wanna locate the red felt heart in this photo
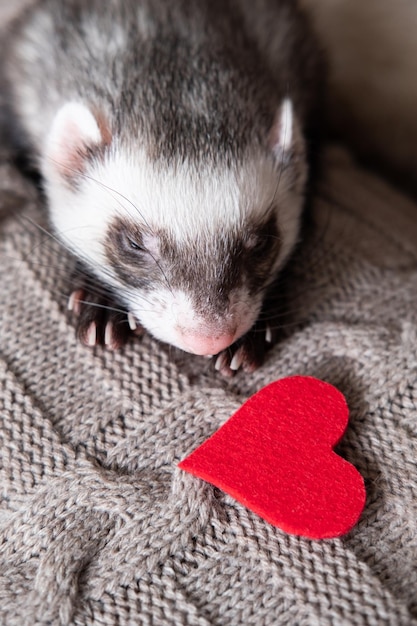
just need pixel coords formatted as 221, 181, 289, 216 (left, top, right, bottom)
178, 376, 366, 539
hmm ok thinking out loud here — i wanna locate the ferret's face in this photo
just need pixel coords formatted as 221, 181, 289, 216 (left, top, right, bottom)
43, 101, 307, 355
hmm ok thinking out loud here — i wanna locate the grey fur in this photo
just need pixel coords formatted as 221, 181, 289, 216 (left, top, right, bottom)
2, 0, 322, 166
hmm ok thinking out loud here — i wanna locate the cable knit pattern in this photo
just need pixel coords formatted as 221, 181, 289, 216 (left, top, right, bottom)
1, 128, 417, 626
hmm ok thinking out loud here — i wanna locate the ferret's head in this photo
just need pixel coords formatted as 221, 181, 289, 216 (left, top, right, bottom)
43, 100, 307, 356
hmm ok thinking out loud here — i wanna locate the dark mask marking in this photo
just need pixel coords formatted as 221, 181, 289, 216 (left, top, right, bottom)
105, 217, 161, 290
105, 211, 281, 315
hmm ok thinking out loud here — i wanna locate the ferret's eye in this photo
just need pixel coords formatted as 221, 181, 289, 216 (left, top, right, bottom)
254, 238, 268, 252
126, 237, 146, 253
248, 236, 269, 255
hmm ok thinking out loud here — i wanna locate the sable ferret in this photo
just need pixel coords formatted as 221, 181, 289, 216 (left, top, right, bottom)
1, 0, 322, 376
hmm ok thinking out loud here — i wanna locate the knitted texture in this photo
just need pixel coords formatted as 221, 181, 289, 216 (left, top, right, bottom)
0, 32, 416, 604
1, 136, 417, 625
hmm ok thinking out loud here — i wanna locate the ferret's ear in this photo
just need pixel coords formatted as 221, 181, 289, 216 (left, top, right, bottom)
269, 98, 304, 166
45, 102, 110, 181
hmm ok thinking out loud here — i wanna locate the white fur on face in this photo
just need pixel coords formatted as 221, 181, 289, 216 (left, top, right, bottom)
44, 143, 304, 276
121, 283, 262, 355
42, 101, 306, 350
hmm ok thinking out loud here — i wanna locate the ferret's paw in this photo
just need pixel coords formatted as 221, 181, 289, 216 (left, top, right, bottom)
67, 288, 143, 350
213, 323, 275, 377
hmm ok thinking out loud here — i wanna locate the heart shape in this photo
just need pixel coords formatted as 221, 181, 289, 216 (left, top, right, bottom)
179, 376, 366, 539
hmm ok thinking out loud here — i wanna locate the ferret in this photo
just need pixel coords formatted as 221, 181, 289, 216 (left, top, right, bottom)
1, 0, 322, 376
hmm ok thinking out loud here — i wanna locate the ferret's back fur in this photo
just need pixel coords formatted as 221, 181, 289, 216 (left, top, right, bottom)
2, 0, 321, 167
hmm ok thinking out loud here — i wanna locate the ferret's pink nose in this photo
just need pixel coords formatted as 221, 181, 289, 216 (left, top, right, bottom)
180, 331, 236, 356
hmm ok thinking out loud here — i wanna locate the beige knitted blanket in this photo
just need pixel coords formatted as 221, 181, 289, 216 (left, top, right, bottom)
1, 139, 417, 624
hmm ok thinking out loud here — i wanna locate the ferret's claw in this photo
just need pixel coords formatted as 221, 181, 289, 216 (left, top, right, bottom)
213, 317, 278, 377
85, 321, 97, 347
128, 312, 137, 331
265, 324, 272, 344
69, 269, 141, 350
214, 353, 226, 371
68, 289, 84, 315
230, 347, 244, 371
104, 321, 115, 348
67, 291, 75, 312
